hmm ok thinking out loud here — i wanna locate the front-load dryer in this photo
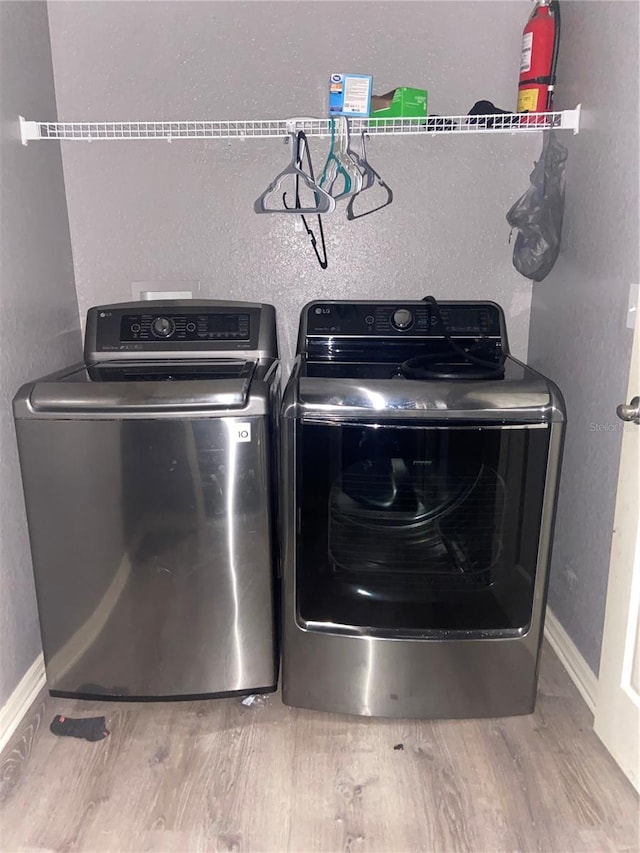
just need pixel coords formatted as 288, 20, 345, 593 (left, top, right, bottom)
280, 298, 565, 719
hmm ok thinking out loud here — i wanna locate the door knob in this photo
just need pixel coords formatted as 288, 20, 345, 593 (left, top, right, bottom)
616, 396, 640, 425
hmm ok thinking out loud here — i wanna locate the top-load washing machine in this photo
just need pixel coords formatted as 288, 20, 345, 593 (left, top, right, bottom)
281, 298, 565, 719
14, 299, 280, 701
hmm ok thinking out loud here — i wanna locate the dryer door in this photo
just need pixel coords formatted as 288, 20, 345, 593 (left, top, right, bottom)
295, 419, 552, 637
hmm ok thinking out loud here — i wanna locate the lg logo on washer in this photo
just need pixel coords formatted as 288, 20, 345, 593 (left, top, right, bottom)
234, 423, 252, 443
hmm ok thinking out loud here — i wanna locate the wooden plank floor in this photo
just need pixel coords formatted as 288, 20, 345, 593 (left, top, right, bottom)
0, 643, 637, 853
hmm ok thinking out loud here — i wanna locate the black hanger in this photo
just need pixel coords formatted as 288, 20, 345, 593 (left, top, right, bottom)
283, 132, 329, 270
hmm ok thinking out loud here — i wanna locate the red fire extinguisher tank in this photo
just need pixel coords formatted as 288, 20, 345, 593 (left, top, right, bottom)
518, 0, 558, 113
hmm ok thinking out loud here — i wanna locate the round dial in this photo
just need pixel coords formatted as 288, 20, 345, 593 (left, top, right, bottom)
391, 308, 414, 330
151, 317, 175, 338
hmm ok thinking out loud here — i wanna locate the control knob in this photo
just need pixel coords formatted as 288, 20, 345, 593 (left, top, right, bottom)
151, 317, 175, 338
391, 308, 414, 330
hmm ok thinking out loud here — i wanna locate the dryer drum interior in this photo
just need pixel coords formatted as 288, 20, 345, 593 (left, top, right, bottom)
329, 457, 505, 584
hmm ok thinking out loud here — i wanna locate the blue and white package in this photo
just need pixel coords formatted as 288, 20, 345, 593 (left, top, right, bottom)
328, 73, 373, 117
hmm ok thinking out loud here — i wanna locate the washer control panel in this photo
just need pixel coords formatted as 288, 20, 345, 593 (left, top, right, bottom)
86, 301, 268, 357
305, 301, 501, 338
119, 311, 250, 343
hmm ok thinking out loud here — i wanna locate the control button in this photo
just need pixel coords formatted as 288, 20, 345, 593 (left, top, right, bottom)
130, 323, 141, 333
151, 317, 175, 338
365, 315, 375, 325
186, 322, 196, 332
391, 308, 414, 330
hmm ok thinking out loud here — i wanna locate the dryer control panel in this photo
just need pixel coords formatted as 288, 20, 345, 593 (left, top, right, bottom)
302, 301, 504, 339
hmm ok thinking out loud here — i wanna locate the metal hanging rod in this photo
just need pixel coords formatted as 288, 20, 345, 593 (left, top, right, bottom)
19, 106, 580, 144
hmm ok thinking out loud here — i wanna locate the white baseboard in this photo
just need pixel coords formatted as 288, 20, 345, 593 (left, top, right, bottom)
0, 653, 46, 755
544, 607, 598, 713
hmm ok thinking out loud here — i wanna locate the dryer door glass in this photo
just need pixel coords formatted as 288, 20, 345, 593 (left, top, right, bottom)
296, 421, 551, 636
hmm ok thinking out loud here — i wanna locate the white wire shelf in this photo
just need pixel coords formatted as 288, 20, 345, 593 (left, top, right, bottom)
19, 106, 580, 144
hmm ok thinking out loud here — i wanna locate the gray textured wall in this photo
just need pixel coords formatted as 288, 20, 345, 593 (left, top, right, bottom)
528, 2, 639, 674
0, 2, 82, 704
47, 0, 539, 362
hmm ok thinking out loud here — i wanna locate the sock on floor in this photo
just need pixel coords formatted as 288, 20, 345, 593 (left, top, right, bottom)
49, 714, 109, 742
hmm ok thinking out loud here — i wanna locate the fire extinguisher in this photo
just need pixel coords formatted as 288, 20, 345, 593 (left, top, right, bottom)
517, 0, 561, 113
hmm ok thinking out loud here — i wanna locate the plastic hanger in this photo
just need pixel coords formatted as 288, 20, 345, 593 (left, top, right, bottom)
347, 135, 376, 192
254, 132, 335, 215
346, 132, 394, 221
319, 117, 362, 200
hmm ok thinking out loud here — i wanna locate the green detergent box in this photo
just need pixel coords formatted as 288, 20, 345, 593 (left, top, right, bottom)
370, 87, 428, 119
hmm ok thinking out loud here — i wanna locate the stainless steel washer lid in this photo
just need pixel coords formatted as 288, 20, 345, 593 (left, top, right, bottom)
14, 358, 279, 419
282, 355, 565, 423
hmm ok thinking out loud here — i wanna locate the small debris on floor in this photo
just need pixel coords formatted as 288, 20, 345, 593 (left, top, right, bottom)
393, 743, 404, 751
240, 694, 268, 709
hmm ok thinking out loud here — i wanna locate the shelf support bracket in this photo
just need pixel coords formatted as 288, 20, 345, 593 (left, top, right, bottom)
562, 103, 581, 135
19, 116, 40, 146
